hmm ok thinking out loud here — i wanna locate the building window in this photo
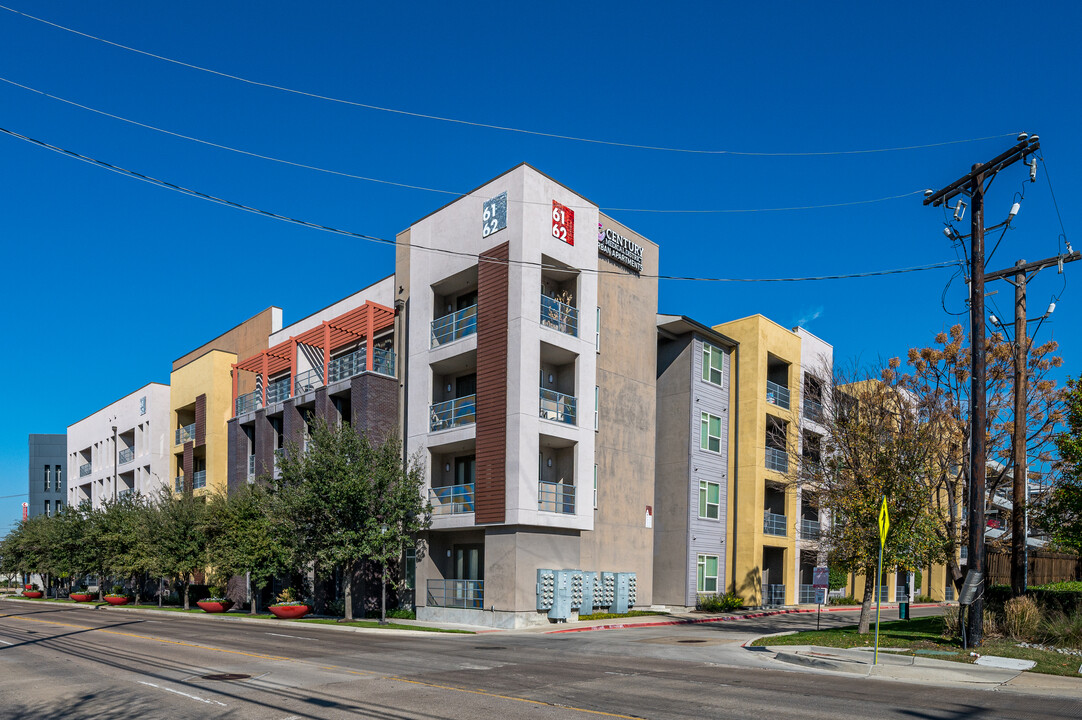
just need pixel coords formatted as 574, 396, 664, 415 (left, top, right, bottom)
56, 499, 62, 513
593, 464, 598, 509
698, 480, 720, 519
44, 500, 50, 517
702, 342, 724, 386
594, 386, 599, 431
44, 465, 50, 492
55, 465, 62, 491
140, 396, 146, 415
700, 413, 722, 453
403, 548, 416, 590
596, 307, 601, 353
697, 554, 719, 593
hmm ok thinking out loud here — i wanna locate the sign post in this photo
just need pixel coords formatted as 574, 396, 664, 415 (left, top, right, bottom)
874, 496, 890, 665
812, 566, 829, 631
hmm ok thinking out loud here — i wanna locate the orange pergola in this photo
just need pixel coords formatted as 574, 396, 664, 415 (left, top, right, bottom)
232, 301, 396, 410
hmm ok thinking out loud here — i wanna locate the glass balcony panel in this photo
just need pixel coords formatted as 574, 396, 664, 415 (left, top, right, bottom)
429, 483, 475, 515
804, 397, 823, 422
118, 447, 135, 465
266, 377, 291, 405
174, 476, 184, 492
765, 584, 786, 607
800, 518, 821, 540
430, 395, 476, 432
766, 380, 791, 410
540, 295, 578, 336
539, 387, 576, 425
235, 390, 262, 416
247, 455, 255, 479
431, 305, 478, 347
538, 481, 576, 514
192, 470, 207, 489
765, 446, 789, 473
294, 368, 322, 395
764, 511, 787, 536
799, 584, 817, 604
328, 349, 364, 384
79, 462, 92, 478
426, 579, 484, 609
372, 348, 395, 377
175, 423, 196, 446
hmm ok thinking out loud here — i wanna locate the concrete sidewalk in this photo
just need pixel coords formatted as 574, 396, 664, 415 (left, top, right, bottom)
768, 644, 1082, 696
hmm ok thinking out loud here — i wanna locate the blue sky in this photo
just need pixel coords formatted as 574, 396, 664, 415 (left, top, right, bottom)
1, 2, 1079, 534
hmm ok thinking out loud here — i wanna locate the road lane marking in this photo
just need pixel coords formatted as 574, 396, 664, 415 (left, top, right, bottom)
0, 639, 13, 645
138, 680, 227, 707
266, 632, 310, 640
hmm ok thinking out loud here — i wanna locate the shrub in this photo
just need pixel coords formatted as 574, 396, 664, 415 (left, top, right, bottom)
1035, 581, 1082, 592
987, 584, 1082, 616
828, 567, 848, 591
364, 607, 417, 620
1040, 611, 1082, 648
271, 588, 307, 607
828, 596, 858, 606
110, 584, 125, 595
940, 606, 960, 638
696, 592, 743, 612
325, 599, 345, 617
915, 594, 936, 603
1003, 595, 1041, 641
982, 608, 1002, 638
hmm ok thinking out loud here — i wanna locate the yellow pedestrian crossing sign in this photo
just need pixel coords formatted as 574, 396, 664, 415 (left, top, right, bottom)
878, 497, 890, 545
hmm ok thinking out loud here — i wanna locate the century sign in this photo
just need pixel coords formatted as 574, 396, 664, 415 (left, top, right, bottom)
597, 223, 643, 272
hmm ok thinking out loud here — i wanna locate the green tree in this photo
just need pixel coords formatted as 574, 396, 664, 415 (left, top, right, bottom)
1043, 376, 1082, 552
205, 486, 289, 613
96, 494, 158, 603
148, 489, 208, 609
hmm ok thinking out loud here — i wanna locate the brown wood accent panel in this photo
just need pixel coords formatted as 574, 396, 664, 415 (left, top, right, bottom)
182, 442, 193, 493
194, 393, 207, 446
475, 241, 509, 523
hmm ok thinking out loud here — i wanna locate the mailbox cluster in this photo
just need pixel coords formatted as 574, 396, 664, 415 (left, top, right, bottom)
537, 569, 637, 621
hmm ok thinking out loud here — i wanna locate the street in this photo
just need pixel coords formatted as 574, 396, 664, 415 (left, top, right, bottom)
1, 600, 1078, 719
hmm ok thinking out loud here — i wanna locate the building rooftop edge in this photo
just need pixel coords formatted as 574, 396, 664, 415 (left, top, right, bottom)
275, 274, 395, 336
657, 314, 739, 347
66, 382, 169, 430
172, 307, 282, 367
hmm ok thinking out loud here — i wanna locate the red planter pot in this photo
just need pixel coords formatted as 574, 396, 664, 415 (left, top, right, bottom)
22, 590, 43, 599
69, 593, 95, 602
196, 600, 234, 614
104, 596, 130, 606
269, 604, 310, 620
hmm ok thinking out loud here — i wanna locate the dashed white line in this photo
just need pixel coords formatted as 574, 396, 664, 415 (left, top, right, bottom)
138, 681, 227, 707
266, 632, 310, 640
0, 639, 13, 645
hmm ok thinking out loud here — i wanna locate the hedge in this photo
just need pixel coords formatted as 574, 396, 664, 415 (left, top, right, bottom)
986, 584, 1082, 615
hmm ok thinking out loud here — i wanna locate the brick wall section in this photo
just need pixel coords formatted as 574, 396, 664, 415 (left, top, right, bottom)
182, 442, 193, 493
226, 419, 245, 495
254, 409, 274, 481
475, 241, 509, 524
314, 387, 331, 428
194, 393, 206, 446
350, 373, 398, 445
282, 398, 305, 459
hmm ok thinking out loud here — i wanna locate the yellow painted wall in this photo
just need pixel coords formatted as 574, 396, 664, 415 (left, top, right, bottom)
169, 349, 236, 498
713, 315, 803, 605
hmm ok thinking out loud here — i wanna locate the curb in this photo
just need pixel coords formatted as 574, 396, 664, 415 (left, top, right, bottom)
544, 603, 946, 634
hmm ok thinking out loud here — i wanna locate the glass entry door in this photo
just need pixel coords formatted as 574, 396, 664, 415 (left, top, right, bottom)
452, 544, 484, 609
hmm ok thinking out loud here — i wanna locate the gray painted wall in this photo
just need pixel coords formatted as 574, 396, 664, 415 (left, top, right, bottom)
28, 434, 66, 519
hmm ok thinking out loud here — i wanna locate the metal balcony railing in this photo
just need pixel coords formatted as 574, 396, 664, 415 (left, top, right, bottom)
800, 518, 821, 540
430, 483, 475, 515
431, 304, 478, 347
765, 446, 789, 473
118, 488, 134, 499
764, 511, 788, 536
764, 584, 786, 607
804, 397, 823, 422
79, 462, 92, 478
372, 348, 395, 377
799, 584, 817, 604
540, 295, 578, 336
539, 387, 576, 425
430, 395, 476, 432
174, 476, 184, 492
426, 579, 484, 610
192, 470, 207, 489
235, 390, 262, 416
876, 585, 891, 603
118, 447, 135, 465
175, 423, 196, 446
266, 377, 291, 405
328, 348, 364, 383
766, 380, 790, 410
538, 481, 576, 514
294, 368, 322, 396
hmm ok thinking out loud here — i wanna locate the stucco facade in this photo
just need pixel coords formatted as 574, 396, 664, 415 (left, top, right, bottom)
28, 434, 66, 519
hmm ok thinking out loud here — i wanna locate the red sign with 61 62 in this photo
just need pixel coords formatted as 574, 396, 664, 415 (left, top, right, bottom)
552, 200, 574, 246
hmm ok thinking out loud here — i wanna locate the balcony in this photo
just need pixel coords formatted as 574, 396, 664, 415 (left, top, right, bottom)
431, 305, 477, 347
247, 455, 255, 480
294, 369, 322, 396
804, 397, 823, 422
266, 377, 291, 405
538, 481, 576, 514
175, 423, 196, 446
174, 476, 184, 492
764, 511, 787, 537
540, 295, 578, 337
430, 395, 476, 432
118, 488, 133, 500
765, 446, 789, 473
539, 387, 576, 425
326, 347, 397, 383
118, 447, 135, 465
799, 584, 817, 604
192, 470, 207, 489
372, 348, 395, 376
79, 462, 92, 478
800, 518, 821, 541
426, 579, 484, 610
429, 484, 475, 515
235, 390, 262, 416
764, 584, 786, 607
766, 380, 790, 410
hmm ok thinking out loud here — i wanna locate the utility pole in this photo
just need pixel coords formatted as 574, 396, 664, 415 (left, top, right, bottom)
985, 250, 1080, 596
924, 133, 1040, 647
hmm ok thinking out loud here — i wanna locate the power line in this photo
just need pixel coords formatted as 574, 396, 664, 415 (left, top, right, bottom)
0, 5, 1019, 157
0, 76, 924, 214
0, 125, 962, 283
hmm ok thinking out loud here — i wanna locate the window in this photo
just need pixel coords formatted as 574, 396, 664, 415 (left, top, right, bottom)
698, 480, 720, 519
140, 396, 146, 415
700, 413, 722, 453
594, 386, 599, 431
44, 466, 50, 492
403, 548, 416, 590
702, 342, 724, 386
55, 499, 62, 512
55, 465, 62, 491
44, 501, 50, 518
697, 554, 719, 593
593, 464, 598, 509
595, 307, 601, 353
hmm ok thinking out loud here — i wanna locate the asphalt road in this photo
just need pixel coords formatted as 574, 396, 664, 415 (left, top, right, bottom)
1, 600, 1078, 720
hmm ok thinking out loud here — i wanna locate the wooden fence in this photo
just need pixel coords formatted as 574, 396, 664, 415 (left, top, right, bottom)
985, 550, 1081, 586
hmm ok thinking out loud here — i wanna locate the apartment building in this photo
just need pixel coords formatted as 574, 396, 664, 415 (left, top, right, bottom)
653, 316, 737, 609
227, 277, 397, 493
170, 308, 281, 497
399, 163, 659, 628
28, 434, 66, 519
67, 383, 171, 508
711, 316, 833, 607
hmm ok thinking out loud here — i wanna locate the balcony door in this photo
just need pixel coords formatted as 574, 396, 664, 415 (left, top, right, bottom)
452, 543, 483, 609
